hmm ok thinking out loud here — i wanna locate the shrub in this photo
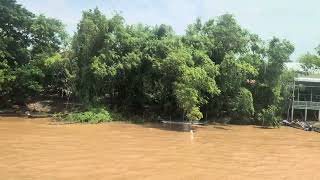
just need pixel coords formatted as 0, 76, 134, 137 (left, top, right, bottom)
258, 105, 281, 127
64, 108, 112, 123
186, 107, 203, 122
232, 87, 254, 119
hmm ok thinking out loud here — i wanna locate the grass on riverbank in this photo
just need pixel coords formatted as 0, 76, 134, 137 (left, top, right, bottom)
54, 108, 117, 123
53, 108, 149, 124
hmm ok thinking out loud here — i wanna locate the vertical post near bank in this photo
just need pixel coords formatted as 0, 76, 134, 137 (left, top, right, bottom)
305, 107, 307, 122
291, 80, 295, 121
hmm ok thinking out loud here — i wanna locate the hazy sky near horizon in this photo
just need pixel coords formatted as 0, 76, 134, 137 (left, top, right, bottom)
17, 0, 320, 61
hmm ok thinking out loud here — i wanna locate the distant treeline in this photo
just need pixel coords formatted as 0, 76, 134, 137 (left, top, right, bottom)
3, 0, 319, 126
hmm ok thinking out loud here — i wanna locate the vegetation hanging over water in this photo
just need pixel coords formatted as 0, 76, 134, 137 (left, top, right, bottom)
62, 108, 113, 123
1, 0, 301, 126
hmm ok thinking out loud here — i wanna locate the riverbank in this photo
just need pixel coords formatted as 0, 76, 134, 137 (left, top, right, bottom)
1, 116, 320, 180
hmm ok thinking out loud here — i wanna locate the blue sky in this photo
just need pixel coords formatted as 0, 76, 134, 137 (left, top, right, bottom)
17, 0, 320, 61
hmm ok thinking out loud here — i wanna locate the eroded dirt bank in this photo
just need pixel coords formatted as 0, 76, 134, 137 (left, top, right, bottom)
1, 116, 320, 180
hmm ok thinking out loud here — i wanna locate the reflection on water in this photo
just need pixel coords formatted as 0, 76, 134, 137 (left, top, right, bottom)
1, 116, 320, 180
142, 122, 194, 132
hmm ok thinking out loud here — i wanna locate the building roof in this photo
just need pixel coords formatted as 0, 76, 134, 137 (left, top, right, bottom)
295, 77, 320, 83
295, 77, 320, 87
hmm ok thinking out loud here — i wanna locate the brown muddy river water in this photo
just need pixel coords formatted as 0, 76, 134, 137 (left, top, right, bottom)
1, 116, 320, 180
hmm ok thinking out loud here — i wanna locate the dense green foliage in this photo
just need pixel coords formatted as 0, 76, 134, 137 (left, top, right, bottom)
232, 87, 254, 120
0, 0, 68, 105
258, 105, 281, 127
1, 0, 298, 126
64, 108, 112, 123
299, 46, 320, 73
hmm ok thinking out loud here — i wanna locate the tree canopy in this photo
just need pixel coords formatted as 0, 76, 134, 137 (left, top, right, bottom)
1, 1, 297, 126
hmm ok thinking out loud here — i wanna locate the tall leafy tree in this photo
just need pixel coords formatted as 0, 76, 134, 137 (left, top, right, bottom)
0, 0, 34, 66
1, 2, 298, 126
0, 0, 68, 103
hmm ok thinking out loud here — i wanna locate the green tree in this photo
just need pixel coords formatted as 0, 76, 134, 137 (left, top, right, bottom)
1, 2, 298, 126
231, 87, 254, 121
253, 38, 294, 123
170, 49, 220, 121
0, 0, 34, 66
30, 15, 68, 56
299, 52, 320, 73
0, 0, 68, 104
186, 14, 249, 64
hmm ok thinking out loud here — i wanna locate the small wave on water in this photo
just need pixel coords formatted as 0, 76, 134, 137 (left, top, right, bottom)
1, 116, 320, 180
